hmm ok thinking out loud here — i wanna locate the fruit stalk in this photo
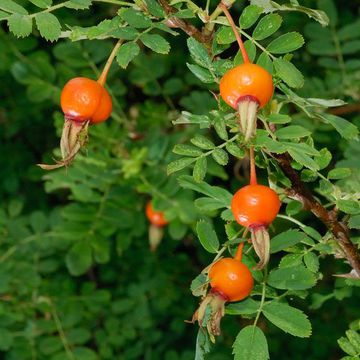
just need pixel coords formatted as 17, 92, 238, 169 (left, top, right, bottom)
219, 2, 249, 63
234, 242, 244, 262
97, 39, 123, 87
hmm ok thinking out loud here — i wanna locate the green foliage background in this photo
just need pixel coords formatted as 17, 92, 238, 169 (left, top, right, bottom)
0, 0, 360, 359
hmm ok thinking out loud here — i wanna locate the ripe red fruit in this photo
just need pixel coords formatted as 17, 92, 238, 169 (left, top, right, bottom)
220, 63, 274, 110
146, 201, 168, 227
231, 184, 280, 228
231, 183, 280, 270
60, 77, 112, 124
209, 257, 253, 302
192, 243, 253, 339
219, 63, 274, 142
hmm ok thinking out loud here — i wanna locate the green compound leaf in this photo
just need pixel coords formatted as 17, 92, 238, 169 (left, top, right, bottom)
338, 337, 358, 357
8, 14, 32, 38
274, 58, 304, 88
304, 252, 320, 273
116, 42, 140, 69
173, 144, 203, 157
270, 230, 308, 253
65, 0, 92, 9
187, 63, 214, 83
140, 33, 170, 54
268, 265, 317, 290
320, 114, 359, 140
167, 157, 196, 175
257, 52, 273, 73
240, 5, 263, 29
226, 142, 245, 158
191, 135, 215, 150
226, 298, 260, 315
263, 302, 312, 338
187, 37, 212, 68
66, 240, 92, 276
346, 330, 360, 353
120, 8, 152, 28
144, 0, 164, 17
29, 0, 52, 8
233, 326, 269, 360
272, 2, 329, 26
0, 0, 28, 15
349, 215, 360, 230
196, 220, 219, 253
35, 13, 61, 42
327, 167, 352, 180
212, 148, 229, 166
216, 26, 236, 45
267, 32, 304, 54
288, 147, 319, 171
336, 200, 360, 215
178, 175, 232, 207
275, 125, 311, 139
193, 157, 207, 182
252, 13, 282, 40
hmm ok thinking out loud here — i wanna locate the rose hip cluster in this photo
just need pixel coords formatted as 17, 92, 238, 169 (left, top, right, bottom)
38, 3, 281, 343
192, 4, 280, 340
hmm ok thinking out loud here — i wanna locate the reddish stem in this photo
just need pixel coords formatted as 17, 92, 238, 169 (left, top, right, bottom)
234, 242, 244, 262
249, 146, 257, 185
219, 3, 250, 63
97, 40, 122, 87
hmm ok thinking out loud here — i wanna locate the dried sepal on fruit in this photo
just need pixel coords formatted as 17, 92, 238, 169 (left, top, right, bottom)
219, 4, 274, 142
192, 243, 253, 341
231, 147, 281, 269
146, 201, 168, 251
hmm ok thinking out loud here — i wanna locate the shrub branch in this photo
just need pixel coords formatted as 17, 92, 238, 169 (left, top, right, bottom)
158, 0, 212, 44
158, 0, 360, 276
275, 152, 360, 277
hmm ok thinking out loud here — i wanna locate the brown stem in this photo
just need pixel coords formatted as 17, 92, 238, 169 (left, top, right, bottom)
329, 103, 360, 116
158, 0, 212, 44
274, 152, 360, 276
97, 40, 122, 87
219, 2, 249, 63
